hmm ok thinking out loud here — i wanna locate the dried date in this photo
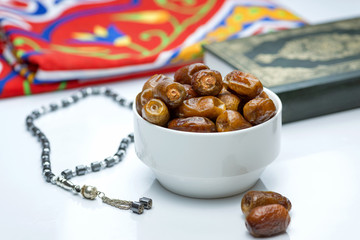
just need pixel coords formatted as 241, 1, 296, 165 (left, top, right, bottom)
177, 96, 226, 120
243, 97, 276, 125
174, 63, 209, 84
135, 88, 154, 115
143, 74, 172, 91
142, 99, 170, 126
168, 117, 216, 132
217, 87, 241, 111
153, 80, 187, 109
224, 70, 263, 99
241, 191, 292, 217
183, 84, 199, 100
216, 110, 251, 132
245, 204, 291, 237
191, 69, 223, 96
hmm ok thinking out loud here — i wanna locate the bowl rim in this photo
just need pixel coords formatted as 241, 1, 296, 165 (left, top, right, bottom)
133, 87, 282, 136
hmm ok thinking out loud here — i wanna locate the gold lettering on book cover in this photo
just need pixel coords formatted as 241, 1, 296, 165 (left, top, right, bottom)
255, 34, 360, 63
253, 60, 360, 86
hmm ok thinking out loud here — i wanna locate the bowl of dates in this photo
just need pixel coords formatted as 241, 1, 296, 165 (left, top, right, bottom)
133, 64, 282, 198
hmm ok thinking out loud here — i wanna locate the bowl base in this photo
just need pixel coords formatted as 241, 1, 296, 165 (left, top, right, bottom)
153, 168, 264, 198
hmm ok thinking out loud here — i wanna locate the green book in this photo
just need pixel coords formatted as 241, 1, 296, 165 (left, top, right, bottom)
203, 18, 360, 123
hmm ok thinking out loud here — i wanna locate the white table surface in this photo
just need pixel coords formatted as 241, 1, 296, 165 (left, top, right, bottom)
1, 1, 360, 239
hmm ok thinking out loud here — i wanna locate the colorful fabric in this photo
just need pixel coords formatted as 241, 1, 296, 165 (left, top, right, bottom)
0, 0, 304, 98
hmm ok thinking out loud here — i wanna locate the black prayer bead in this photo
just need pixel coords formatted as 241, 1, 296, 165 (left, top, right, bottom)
75, 165, 87, 175
128, 133, 134, 142
91, 162, 101, 172
104, 157, 116, 168
49, 103, 58, 111
62, 99, 70, 107
61, 169, 73, 179
43, 170, 55, 182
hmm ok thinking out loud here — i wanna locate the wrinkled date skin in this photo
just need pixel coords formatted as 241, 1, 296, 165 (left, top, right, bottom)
183, 84, 199, 100
245, 204, 291, 237
216, 110, 252, 132
154, 80, 186, 109
143, 74, 172, 91
243, 97, 276, 125
177, 96, 226, 120
174, 63, 209, 84
241, 191, 292, 217
257, 90, 269, 99
224, 70, 263, 99
142, 99, 170, 126
136, 88, 154, 115
191, 69, 223, 96
168, 117, 216, 132
217, 87, 241, 111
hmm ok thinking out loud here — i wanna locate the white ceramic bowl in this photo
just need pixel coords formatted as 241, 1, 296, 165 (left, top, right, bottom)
133, 88, 282, 198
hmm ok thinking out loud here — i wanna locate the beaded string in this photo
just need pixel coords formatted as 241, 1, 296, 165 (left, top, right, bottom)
25, 87, 152, 214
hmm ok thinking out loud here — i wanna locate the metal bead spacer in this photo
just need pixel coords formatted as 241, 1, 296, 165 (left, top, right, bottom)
40, 135, 48, 143
100, 161, 107, 169
41, 155, 50, 163
98, 87, 108, 95
39, 106, 49, 115
42, 147, 50, 155
131, 202, 144, 214
67, 97, 75, 104
81, 185, 98, 200
139, 197, 153, 210
42, 141, 50, 148
119, 142, 128, 150
114, 95, 123, 103
50, 175, 57, 184
115, 150, 126, 160
113, 155, 120, 163
43, 161, 51, 170
91, 87, 100, 95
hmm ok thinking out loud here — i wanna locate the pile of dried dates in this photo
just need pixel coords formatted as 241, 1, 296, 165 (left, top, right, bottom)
136, 63, 276, 132
241, 191, 292, 237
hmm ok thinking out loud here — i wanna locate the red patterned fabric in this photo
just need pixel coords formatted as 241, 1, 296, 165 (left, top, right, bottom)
0, 0, 304, 98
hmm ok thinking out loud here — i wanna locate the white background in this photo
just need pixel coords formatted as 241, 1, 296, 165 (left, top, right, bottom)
1, 0, 360, 239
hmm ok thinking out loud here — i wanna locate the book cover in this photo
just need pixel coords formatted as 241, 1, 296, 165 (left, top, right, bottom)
203, 17, 360, 123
